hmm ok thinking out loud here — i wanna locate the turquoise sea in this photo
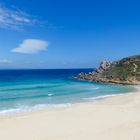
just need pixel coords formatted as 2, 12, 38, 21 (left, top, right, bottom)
0, 69, 135, 115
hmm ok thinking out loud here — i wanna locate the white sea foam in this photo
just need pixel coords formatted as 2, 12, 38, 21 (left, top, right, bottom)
0, 103, 72, 116
83, 94, 124, 101
48, 93, 54, 96
91, 87, 100, 90
0, 94, 125, 116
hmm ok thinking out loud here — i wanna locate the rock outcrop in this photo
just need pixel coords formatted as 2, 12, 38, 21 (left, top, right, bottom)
75, 55, 140, 85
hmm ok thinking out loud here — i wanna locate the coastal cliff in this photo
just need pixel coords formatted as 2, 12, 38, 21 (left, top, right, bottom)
75, 55, 140, 85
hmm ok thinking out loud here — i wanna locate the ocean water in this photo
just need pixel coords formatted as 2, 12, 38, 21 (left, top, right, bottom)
0, 69, 135, 115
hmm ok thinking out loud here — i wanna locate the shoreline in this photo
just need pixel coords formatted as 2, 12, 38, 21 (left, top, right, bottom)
0, 90, 138, 118
0, 88, 140, 140
0, 85, 137, 117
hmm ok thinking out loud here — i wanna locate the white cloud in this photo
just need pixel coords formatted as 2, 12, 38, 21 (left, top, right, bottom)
0, 5, 38, 30
11, 39, 49, 54
0, 59, 13, 64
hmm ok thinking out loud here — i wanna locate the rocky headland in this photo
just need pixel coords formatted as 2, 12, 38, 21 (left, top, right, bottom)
75, 55, 140, 85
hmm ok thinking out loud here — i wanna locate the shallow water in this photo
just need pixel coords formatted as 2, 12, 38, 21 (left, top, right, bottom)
0, 69, 135, 115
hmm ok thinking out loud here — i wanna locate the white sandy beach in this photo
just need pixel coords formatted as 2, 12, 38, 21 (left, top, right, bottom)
0, 91, 140, 140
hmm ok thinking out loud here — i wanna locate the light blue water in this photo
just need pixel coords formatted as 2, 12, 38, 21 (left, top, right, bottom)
0, 69, 135, 115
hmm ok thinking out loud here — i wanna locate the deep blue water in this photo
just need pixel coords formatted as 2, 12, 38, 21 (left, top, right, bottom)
0, 69, 135, 115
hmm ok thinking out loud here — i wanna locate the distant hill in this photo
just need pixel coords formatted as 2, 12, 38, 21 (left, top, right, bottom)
75, 55, 140, 85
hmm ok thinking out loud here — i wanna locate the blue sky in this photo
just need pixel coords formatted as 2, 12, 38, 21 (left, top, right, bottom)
0, 0, 140, 69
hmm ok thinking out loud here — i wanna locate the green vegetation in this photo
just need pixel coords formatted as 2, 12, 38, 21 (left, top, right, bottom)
76, 54, 140, 84
103, 55, 140, 80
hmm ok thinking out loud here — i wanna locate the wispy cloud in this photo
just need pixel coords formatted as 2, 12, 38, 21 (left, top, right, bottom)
0, 59, 13, 64
0, 5, 38, 30
11, 39, 49, 54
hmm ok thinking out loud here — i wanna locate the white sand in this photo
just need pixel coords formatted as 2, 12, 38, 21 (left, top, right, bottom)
0, 91, 140, 140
